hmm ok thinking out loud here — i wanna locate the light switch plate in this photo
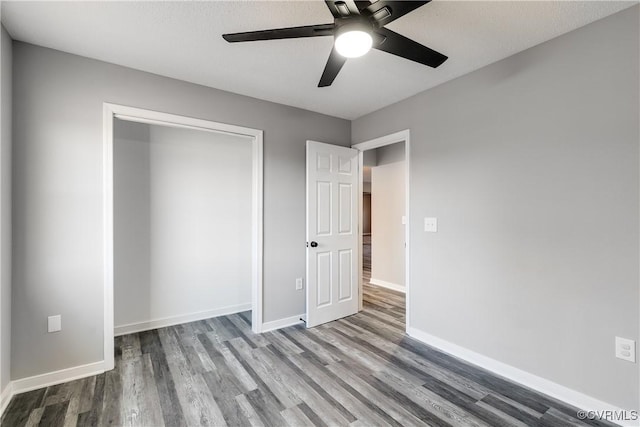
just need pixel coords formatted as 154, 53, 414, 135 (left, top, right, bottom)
401, 216, 406, 225
616, 337, 636, 363
48, 315, 62, 333
424, 217, 438, 232
295, 278, 304, 290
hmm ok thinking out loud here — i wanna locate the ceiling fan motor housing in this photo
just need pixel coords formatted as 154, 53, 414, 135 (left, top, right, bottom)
334, 17, 374, 36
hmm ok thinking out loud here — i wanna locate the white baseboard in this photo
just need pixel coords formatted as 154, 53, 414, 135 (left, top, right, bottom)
406, 326, 633, 426
12, 361, 105, 395
261, 314, 304, 333
114, 303, 252, 336
0, 382, 13, 418
369, 278, 406, 293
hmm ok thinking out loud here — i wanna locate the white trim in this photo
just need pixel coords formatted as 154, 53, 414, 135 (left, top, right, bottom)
261, 314, 305, 333
352, 130, 410, 152
407, 327, 634, 427
369, 278, 406, 293
353, 129, 411, 330
114, 303, 252, 336
110, 109, 262, 138
404, 135, 411, 332
0, 382, 13, 417
11, 361, 104, 396
103, 103, 264, 370
252, 125, 264, 334
103, 104, 115, 371
357, 148, 364, 311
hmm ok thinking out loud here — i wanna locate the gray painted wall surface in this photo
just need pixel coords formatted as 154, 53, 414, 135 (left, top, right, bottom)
114, 120, 252, 328
370, 142, 405, 288
0, 24, 11, 392
114, 120, 151, 327
11, 42, 350, 379
375, 142, 405, 166
363, 149, 377, 167
352, 7, 639, 410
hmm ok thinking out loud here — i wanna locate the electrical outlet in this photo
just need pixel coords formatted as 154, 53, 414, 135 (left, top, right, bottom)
424, 217, 438, 232
48, 315, 62, 333
295, 278, 304, 290
615, 337, 636, 363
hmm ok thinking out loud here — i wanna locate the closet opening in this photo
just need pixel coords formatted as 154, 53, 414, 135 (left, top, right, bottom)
103, 104, 263, 370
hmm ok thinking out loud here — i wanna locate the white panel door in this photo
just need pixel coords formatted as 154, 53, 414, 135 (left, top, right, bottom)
306, 140, 359, 328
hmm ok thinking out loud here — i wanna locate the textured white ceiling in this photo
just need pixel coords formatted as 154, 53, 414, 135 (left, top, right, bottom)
1, 1, 635, 119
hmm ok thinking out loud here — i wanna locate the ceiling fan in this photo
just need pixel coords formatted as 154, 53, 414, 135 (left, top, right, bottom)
222, 0, 447, 87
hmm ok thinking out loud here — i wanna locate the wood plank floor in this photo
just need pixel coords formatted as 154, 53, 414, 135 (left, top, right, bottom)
2, 285, 615, 426
363, 235, 371, 285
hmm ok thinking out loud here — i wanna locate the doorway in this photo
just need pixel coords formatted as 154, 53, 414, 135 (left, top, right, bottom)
103, 104, 263, 371
353, 130, 410, 331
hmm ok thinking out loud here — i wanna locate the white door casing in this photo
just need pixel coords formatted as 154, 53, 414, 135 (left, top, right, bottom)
306, 140, 359, 328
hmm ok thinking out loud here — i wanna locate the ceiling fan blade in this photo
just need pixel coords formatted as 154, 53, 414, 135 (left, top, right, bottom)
325, 0, 361, 18
223, 23, 334, 43
354, 1, 374, 12
363, 1, 431, 27
318, 47, 348, 87
374, 27, 447, 68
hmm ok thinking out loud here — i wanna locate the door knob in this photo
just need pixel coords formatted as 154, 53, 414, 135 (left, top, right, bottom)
310, 241, 318, 247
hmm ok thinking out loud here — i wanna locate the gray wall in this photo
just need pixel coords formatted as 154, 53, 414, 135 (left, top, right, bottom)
114, 119, 252, 328
0, 24, 11, 392
370, 142, 405, 288
352, 6, 639, 411
12, 42, 350, 379
363, 149, 377, 167
114, 120, 151, 327
362, 150, 376, 194
376, 142, 405, 166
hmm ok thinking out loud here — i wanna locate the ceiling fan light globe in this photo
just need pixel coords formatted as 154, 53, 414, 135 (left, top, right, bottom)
335, 30, 372, 58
